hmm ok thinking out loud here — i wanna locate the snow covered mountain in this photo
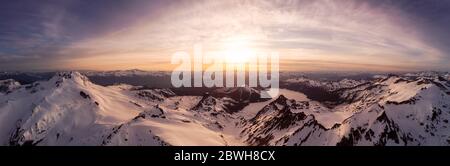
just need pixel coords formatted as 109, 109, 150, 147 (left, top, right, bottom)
83, 69, 169, 77
0, 72, 237, 146
244, 73, 450, 146
0, 71, 449, 146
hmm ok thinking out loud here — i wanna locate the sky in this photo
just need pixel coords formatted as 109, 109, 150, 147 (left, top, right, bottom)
0, 0, 449, 72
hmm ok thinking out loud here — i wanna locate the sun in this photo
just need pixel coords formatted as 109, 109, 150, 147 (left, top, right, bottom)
225, 47, 252, 64
222, 36, 255, 64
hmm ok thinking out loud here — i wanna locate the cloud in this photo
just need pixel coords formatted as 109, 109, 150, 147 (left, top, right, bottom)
0, 0, 449, 71
0, 53, 40, 61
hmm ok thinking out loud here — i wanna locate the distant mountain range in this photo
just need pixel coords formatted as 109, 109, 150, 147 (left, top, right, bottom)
0, 71, 449, 145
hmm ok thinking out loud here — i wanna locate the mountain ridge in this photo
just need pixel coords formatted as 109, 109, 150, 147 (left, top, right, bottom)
0, 71, 449, 146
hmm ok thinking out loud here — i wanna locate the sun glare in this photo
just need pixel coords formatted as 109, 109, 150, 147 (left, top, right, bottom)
222, 36, 255, 64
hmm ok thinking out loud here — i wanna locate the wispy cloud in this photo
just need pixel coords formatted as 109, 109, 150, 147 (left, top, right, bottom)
1, 0, 449, 71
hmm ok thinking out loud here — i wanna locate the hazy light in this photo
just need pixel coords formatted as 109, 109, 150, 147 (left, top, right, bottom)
12, 0, 446, 72
222, 36, 255, 64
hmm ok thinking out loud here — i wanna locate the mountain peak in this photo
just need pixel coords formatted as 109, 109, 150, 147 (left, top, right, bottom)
55, 71, 84, 78
52, 71, 91, 87
0, 79, 21, 93
274, 95, 288, 104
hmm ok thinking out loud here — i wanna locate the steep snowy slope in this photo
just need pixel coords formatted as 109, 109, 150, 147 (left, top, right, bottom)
241, 95, 333, 145
0, 72, 147, 145
334, 75, 450, 146
0, 72, 237, 146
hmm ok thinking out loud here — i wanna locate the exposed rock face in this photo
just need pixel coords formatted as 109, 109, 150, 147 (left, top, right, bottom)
0, 79, 20, 94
